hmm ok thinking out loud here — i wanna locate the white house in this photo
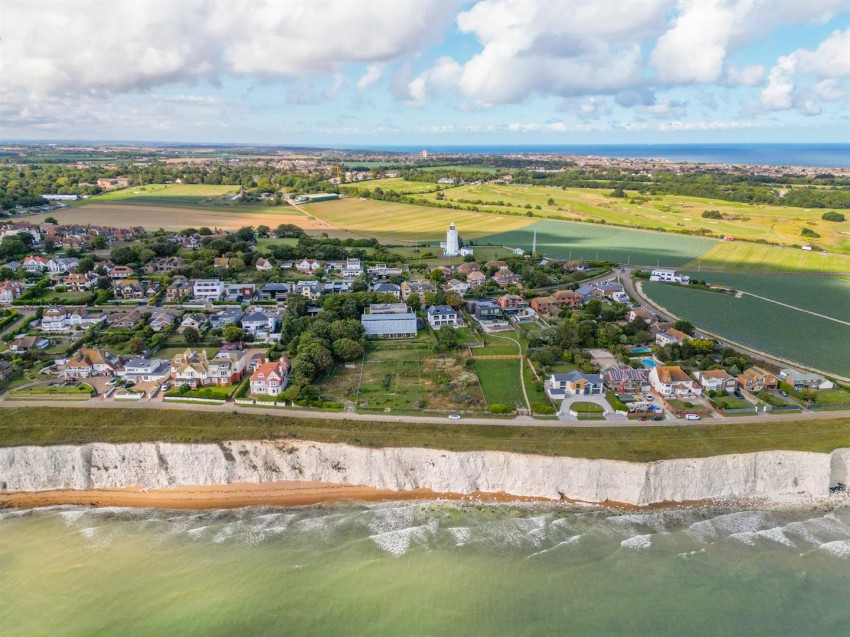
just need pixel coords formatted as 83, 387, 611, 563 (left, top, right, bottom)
118, 357, 170, 383
255, 258, 274, 272
649, 269, 690, 284
242, 310, 280, 336
342, 258, 363, 278
546, 371, 604, 399
250, 358, 290, 397
40, 306, 106, 332
23, 255, 49, 273
0, 281, 24, 305
693, 369, 737, 394
47, 257, 79, 275
426, 305, 461, 329
296, 259, 322, 274
648, 365, 702, 397
193, 279, 225, 301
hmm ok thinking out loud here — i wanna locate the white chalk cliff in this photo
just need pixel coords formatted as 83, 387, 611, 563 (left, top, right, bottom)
1, 441, 849, 506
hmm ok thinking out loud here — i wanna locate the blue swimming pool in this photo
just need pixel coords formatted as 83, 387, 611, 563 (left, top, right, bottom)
631, 347, 652, 354
642, 358, 658, 368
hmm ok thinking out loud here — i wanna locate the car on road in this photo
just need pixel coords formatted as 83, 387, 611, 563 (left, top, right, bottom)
645, 394, 654, 401
651, 416, 663, 421
638, 417, 648, 421
448, 413, 461, 420
779, 390, 788, 397
685, 413, 701, 421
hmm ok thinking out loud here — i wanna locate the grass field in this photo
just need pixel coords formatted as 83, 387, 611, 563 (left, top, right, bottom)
478, 219, 716, 267
416, 183, 850, 252
642, 282, 850, 379
474, 360, 527, 409
350, 178, 443, 194
77, 183, 239, 206
304, 198, 535, 244
2, 407, 850, 462
683, 242, 850, 273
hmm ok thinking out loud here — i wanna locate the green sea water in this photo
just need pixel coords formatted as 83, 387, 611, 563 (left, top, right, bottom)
2, 502, 850, 636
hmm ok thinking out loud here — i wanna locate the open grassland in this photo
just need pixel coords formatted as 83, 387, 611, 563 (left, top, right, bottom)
77, 183, 239, 204
683, 241, 850, 273
642, 282, 850, 379
474, 360, 527, 409
679, 272, 850, 323
415, 183, 850, 252
2, 407, 850, 462
304, 198, 535, 244
27, 205, 315, 232
351, 178, 443, 194
478, 219, 715, 267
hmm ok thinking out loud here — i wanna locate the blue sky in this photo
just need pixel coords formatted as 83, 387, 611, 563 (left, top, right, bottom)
1, 0, 849, 145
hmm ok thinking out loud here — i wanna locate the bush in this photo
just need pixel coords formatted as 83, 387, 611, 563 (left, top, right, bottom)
702, 210, 723, 219
606, 391, 628, 411
821, 211, 845, 222
488, 403, 515, 414
531, 403, 556, 415
801, 227, 821, 238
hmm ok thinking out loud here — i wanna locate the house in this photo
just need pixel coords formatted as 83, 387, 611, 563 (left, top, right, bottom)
59, 272, 97, 291
23, 255, 50, 273
180, 313, 208, 331
107, 310, 144, 329
496, 294, 529, 315
341, 258, 362, 278
112, 279, 159, 300
650, 269, 690, 284
142, 256, 185, 275
628, 308, 657, 324
9, 335, 49, 353
47, 257, 79, 275
96, 177, 131, 189
242, 310, 280, 336
40, 306, 105, 332
655, 328, 690, 347
372, 282, 402, 298
296, 259, 322, 274
369, 303, 410, 314
213, 258, 230, 270
164, 276, 192, 302
224, 283, 256, 302
361, 312, 418, 338
466, 271, 487, 287
63, 347, 119, 379
367, 264, 403, 279
485, 260, 508, 271
0, 281, 25, 305
547, 371, 604, 398
456, 262, 481, 275
693, 369, 738, 394
170, 348, 246, 387
149, 310, 178, 331
255, 258, 274, 272
778, 368, 833, 391
550, 289, 584, 309
737, 366, 779, 393
250, 358, 290, 397
466, 298, 502, 321
602, 366, 651, 393
258, 282, 290, 302
442, 279, 470, 296
493, 271, 522, 287
648, 365, 702, 397
210, 309, 243, 329
322, 280, 354, 295
293, 280, 322, 300
193, 279, 225, 301
109, 265, 135, 280
426, 305, 461, 329
210, 349, 247, 384
400, 280, 436, 303
118, 357, 170, 383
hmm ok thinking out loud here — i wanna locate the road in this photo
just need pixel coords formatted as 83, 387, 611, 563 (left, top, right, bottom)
1, 396, 846, 428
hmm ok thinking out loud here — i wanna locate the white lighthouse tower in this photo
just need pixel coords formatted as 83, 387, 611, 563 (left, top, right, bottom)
444, 222, 460, 256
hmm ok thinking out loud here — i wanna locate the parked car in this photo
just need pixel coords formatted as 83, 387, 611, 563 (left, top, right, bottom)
639, 417, 648, 421
161, 383, 171, 392
645, 394, 654, 401
448, 414, 461, 420
685, 413, 701, 421
779, 390, 788, 397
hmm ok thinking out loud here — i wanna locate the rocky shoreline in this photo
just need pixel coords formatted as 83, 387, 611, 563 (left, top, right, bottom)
1, 440, 849, 508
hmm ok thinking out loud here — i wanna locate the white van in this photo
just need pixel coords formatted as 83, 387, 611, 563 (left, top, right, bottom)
685, 414, 701, 421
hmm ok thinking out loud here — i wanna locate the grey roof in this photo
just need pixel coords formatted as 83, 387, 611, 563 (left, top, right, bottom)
261, 282, 290, 291
552, 371, 603, 384
427, 305, 457, 315
361, 313, 418, 336
244, 311, 276, 323
374, 283, 400, 291
361, 313, 417, 322
575, 285, 595, 296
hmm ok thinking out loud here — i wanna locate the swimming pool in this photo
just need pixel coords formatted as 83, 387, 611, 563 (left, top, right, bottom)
631, 347, 652, 354
642, 358, 658, 368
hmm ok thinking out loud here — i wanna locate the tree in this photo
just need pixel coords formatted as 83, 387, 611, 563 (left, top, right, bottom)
408, 294, 421, 312
198, 227, 213, 236
222, 325, 245, 343
183, 326, 201, 345
76, 257, 95, 274
110, 246, 136, 265
92, 235, 107, 249
44, 216, 58, 225
435, 325, 458, 352
822, 211, 845, 222
333, 338, 363, 361
126, 335, 146, 355
673, 319, 695, 336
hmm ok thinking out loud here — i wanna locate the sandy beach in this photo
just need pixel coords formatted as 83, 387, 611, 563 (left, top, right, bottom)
0, 481, 549, 510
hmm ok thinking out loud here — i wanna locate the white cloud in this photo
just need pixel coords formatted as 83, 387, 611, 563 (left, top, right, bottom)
356, 65, 384, 92
761, 56, 797, 110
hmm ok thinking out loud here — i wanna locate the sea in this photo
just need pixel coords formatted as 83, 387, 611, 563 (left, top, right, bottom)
362, 143, 850, 168
3, 501, 850, 635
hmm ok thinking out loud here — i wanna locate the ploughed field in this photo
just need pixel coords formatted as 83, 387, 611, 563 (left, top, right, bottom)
642, 281, 850, 379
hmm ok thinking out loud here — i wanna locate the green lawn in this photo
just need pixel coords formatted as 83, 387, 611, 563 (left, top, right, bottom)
10, 382, 92, 396
474, 359, 527, 409
813, 388, 850, 404
4, 407, 850, 462
165, 384, 236, 400
357, 345, 426, 411
572, 401, 604, 413
710, 395, 752, 410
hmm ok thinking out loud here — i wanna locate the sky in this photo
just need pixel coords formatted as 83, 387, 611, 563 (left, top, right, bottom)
1, 0, 850, 146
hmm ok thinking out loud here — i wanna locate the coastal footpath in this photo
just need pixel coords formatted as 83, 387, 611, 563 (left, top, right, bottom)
2, 440, 850, 507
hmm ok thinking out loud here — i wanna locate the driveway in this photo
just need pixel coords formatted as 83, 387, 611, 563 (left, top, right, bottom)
557, 394, 620, 421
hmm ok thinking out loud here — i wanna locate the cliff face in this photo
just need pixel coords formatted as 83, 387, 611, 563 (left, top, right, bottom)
1, 441, 847, 506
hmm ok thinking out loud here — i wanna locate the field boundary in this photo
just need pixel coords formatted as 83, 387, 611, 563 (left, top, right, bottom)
739, 291, 850, 327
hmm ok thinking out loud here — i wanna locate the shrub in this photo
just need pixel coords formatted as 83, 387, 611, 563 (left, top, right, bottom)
801, 227, 820, 238
702, 210, 723, 219
531, 403, 556, 415
488, 403, 515, 414
821, 211, 845, 222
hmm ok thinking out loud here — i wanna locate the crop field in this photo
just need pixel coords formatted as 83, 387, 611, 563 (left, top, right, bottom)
683, 241, 850, 274
350, 178, 442, 194
680, 271, 850, 322
78, 183, 239, 203
416, 183, 850, 252
474, 359, 527, 409
304, 198, 535, 243
642, 282, 850, 379
477, 220, 715, 267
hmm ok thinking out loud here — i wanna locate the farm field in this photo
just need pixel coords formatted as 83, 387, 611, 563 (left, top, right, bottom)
474, 359, 527, 409
415, 183, 850, 252
77, 183, 239, 204
680, 271, 850, 323
349, 178, 442, 194
641, 282, 850, 379
27, 205, 316, 232
682, 241, 850, 273
304, 198, 535, 244
477, 219, 715, 267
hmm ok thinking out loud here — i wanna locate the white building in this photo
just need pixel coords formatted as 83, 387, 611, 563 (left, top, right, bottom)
250, 358, 290, 397
193, 279, 225, 301
649, 269, 690, 284
426, 305, 461, 329
443, 222, 460, 256
361, 313, 418, 338
118, 357, 170, 383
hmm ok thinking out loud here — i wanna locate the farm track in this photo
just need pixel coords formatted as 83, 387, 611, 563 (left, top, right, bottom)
739, 292, 850, 327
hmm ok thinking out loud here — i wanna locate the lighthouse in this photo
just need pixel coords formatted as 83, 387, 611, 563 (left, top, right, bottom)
444, 222, 460, 256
